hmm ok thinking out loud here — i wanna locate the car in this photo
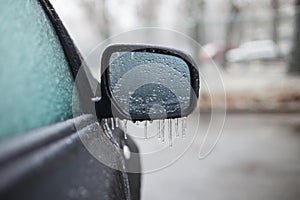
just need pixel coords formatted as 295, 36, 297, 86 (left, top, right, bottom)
226, 40, 280, 63
0, 0, 199, 200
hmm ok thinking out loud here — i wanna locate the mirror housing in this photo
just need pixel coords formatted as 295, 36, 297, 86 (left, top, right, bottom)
96, 44, 199, 121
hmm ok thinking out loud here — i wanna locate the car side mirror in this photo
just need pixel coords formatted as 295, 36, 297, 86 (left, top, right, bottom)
96, 44, 199, 121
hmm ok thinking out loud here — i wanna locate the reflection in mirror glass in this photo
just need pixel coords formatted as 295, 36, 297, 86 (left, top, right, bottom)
108, 52, 191, 119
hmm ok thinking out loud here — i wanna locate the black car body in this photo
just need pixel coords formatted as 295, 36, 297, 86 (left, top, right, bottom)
0, 1, 200, 200
0, 0, 141, 199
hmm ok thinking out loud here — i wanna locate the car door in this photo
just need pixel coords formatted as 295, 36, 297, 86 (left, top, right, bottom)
0, 0, 140, 199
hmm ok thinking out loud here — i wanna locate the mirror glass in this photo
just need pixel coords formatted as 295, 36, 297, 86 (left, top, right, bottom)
108, 51, 191, 119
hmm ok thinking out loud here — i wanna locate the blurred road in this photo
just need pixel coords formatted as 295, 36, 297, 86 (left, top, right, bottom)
142, 113, 300, 200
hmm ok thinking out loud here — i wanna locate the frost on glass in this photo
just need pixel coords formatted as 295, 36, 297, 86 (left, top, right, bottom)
108, 51, 191, 119
0, 0, 75, 139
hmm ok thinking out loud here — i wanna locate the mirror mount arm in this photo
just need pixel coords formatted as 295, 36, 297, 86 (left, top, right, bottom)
94, 80, 113, 120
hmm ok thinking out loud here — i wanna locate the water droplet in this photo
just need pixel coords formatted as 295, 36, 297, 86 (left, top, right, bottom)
182, 117, 187, 138
144, 121, 148, 139
168, 119, 172, 147
175, 118, 179, 137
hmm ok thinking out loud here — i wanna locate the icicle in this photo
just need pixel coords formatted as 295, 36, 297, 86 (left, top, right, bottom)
102, 120, 109, 136
103, 118, 113, 139
116, 118, 119, 128
168, 119, 172, 147
157, 120, 161, 140
144, 121, 148, 139
123, 120, 128, 140
175, 118, 179, 137
111, 117, 115, 130
161, 119, 165, 143
182, 117, 187, 138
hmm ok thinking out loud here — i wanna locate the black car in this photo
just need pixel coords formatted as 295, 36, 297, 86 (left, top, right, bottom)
0, 0, 199, 199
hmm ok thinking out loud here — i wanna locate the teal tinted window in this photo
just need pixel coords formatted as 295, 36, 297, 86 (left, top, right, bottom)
0, 0, 75, 139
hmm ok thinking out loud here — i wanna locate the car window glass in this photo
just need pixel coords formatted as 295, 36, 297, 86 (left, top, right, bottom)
0, 0, 75, 140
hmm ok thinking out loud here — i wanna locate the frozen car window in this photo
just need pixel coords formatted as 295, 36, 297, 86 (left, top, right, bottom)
0, 0, 75, 139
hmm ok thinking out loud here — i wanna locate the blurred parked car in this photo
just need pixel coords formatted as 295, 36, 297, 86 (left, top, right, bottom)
226, 40, 280, 63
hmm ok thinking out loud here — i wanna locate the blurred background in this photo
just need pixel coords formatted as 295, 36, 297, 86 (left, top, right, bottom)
50, 0, 300, 199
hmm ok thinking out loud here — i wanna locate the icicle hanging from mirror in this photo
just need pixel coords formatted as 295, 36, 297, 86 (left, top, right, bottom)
111, 117, 115, 130
182, 117, 187, 138
115, 118, 119, 128
123, 120, 128, 140
175, 118, 179, 137
168, 119, 173, 147
102, 116, 188, 147
157, 120, 161, 140
144, 121, 148, 139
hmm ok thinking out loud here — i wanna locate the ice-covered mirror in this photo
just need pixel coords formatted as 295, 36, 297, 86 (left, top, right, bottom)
100, 44, 199, 121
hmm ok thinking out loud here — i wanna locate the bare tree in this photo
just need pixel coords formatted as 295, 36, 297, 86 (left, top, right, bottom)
184, 0, 206, 60
222, 0, 240, 69
271, 0, 280, 45
288, 0, 300, 75
81, 0, 111, 40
